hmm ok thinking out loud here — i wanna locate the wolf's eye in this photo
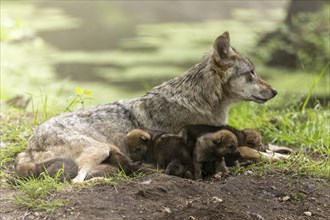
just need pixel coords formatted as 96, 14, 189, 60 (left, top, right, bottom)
228, 144, 235, 149
245, 73, 253, 82
247, 140, 255, 145
250, 70, 255, 75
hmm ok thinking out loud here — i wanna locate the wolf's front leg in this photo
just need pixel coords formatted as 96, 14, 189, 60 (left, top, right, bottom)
72, 145, 111, 183
214, 158, 229, 174
165, 160, 186, 177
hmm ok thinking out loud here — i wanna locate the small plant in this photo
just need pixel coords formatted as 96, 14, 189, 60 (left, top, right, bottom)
301, 62, 329, 112
64, 87, 94, 112
27, 91, 51, 125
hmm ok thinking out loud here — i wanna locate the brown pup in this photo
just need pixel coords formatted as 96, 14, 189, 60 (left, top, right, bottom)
180, 124, 261, 150
225, 128, 262, 166
193, 130, 239, 179
124, 129, 194, 179
16, 157, 78, 181
180, 124, 262, 166
124, 129, 165, 162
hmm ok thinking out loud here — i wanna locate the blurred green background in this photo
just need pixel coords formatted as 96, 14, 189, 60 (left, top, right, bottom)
1, 0, 329, 113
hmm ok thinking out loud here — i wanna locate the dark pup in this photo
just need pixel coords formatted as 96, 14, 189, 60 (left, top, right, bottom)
86, 145, 149, 179
193, 130, 239, 179
124, 129, 194, 179
16, 157, 78, 181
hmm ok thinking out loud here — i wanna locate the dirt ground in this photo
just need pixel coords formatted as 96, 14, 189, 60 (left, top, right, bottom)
1, 173, 329, 220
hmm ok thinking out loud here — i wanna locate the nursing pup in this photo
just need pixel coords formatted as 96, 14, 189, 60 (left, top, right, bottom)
16, 157, 78, 181
124, 129, 194, 179
183, 124, 259, 147
193, 130, 239, 179
180, 124, 261, 150
86, 144, 150, 179
124, 129, 165, 162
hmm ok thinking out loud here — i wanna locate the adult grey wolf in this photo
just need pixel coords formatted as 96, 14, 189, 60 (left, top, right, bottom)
16, 31, 277, 182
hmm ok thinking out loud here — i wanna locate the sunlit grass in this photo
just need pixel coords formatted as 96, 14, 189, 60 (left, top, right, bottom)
0, 110, 32, 169
229, 102, 329, 153
233, 152, 329, 179
9, 170, 70, 212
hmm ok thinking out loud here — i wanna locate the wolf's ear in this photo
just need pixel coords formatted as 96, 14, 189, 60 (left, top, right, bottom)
213, 136, 223, 145
213, 31, 231, 59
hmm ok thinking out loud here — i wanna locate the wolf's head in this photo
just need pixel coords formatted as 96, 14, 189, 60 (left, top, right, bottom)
242, 128, 262, 150
211, 32, 277, 103
124, 129, 150, 161
211, 130, 239, 156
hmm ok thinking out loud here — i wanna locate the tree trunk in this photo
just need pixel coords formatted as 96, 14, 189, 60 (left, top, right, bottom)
258, 0, 325, 68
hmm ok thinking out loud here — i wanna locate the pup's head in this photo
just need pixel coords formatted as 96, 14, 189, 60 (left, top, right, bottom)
16, 162, 38, 178
124, 129, 150, 161
242, 129, 262, 150
212, 31, 277, 103
210, 130, 239, 156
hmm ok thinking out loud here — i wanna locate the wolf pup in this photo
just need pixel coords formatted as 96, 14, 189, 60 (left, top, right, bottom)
224, 128, 262, 166
193, 130, 238, 179
180, 125, 261, 148
124, 129, 194, 179
180, 124, 262, 165
124, 128, 165, 162
16, 157, 78, 181
16, 31, 277, 182
85, 144, 147, 179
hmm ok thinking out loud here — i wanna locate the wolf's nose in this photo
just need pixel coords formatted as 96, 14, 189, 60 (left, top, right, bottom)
271, 88, 277, 97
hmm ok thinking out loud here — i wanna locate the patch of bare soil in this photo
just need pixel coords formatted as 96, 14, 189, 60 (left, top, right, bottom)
1, 173, 329, 220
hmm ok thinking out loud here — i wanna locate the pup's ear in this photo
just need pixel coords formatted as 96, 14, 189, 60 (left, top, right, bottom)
213, 136, 223, 145
140, 133, 151, 142
213, 31, 231, 59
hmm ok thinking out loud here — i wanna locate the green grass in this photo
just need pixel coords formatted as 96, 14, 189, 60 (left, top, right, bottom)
228, 104, 329, 178
10, 171, 69, 212
10, 168, 145, 212
0, 110, 32, 170
228, 102, 329, 153
233, 152, 329, 179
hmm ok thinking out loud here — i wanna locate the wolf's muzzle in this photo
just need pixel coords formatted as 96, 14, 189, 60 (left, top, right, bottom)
271, 88, 278, 97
